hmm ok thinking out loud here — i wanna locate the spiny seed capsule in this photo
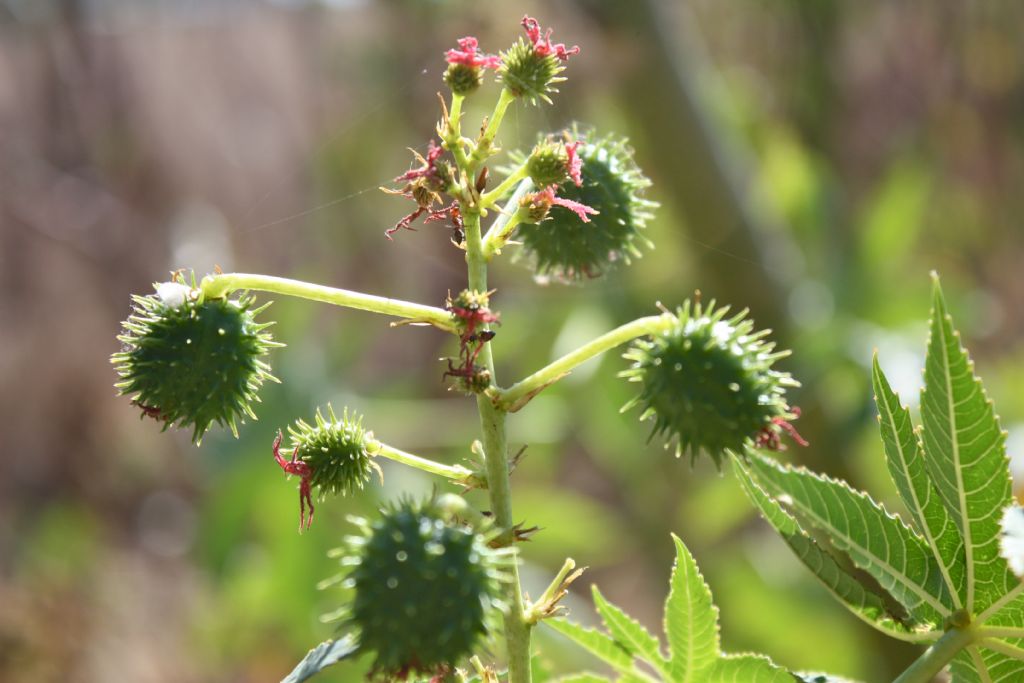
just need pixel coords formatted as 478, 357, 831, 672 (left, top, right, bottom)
287, 405, 380, 498
112, 277, 280, 444
620, 300, 798, 466
526, 139, 571, 187
515, 127, 658, 281
275, 405, 383, 531
444, 62, 485, 95
323, 497, 512, 678
498, 38, 565, 105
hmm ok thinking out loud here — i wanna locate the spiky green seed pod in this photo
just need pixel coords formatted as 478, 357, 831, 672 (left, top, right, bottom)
287, 405, 381, 498
515, 128, 658, 281
444, 62, 484, 96
498, 39, 564, 105
324, 497, 512, 678
112, 279, 280, 444
526, 140, 571, 187
620, 300, 797, 466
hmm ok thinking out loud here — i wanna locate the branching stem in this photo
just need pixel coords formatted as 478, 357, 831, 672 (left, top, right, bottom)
200, 273, 456, 332
482, 178, 534, 260
369, 441, 473, 481
496, 314, 674, 411
472, 88, 516, 168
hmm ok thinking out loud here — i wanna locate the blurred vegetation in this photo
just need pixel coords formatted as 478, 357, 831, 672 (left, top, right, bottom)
1, 0, 1023, 681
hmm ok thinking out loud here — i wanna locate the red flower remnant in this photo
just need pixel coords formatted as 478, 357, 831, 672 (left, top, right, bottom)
445, 36, 501, 70
535, 185, 598, 223
273, 430, 316, 531
394, 139, 444, 183
565, 140, 583, 186
521, 15, 580, 61
754, 407, 810, 451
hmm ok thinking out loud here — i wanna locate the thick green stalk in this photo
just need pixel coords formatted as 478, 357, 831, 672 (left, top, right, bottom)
496, 314, 673, 411
200, 273, 455, 332
463, 208, 532, 683
480, 164, 529, 210
892, 627, 976, 683
369, 441, 473, 481
471, 88, 516, 168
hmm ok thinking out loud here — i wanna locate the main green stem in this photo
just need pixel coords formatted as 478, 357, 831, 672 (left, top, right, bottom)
463, 208, 532, 683
892, 627, 976, 683
200, 273, 455, 332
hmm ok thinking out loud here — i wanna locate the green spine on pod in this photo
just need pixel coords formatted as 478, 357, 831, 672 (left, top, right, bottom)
620, 300, 797, 466
112, 276, 280, 444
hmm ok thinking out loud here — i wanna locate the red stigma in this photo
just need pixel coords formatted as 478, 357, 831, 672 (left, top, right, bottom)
565, 140, 584, 186
521, 15, 580, 61
445, 36, 501, 70
273, 430, 316, 531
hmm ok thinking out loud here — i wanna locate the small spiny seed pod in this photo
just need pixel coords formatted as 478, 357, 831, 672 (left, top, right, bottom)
444, 62, 485, 96
620, 300, 798, 466
323, 496, 512, 679
112, 276, 280, 444
526, 139, 571, 187
288, 405, 381, 498
514, 127, 658, 281
498, 38, 565, 105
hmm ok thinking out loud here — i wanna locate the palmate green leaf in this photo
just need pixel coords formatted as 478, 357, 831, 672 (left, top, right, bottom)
793, 674, 861, 683
706, 655, 798, 682
592, 586, 669, 676
733, 458, 924, 642
873, 354, 967, 611
921, 275, 1013, 614
552, 535, 848, 683
745, 452, 951, 627
545, 618, 638, 676
664, 533, 719, 680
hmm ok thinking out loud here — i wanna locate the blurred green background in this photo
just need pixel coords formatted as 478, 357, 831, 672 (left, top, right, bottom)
2, 0, 1024, 680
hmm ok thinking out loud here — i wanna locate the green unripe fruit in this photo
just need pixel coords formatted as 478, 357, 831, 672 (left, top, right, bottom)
287, 405, 380, 498
498, 39, 564, 105
329, 498, 510, 678
621, 300, 797, 466
112, 279, 280, 444
526, 140, 571, 187
515, 128, 657, 281
444, 62, 484, 95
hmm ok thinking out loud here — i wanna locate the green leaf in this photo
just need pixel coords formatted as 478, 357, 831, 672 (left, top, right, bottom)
733, 458, 922, 641
545, 618, 638, 676
664, 533, 720, 681
921, 275, 1012, 613
554, 675, 614, 683
745, 452, 950, 626
951, 644, 1024, 682
592, 585, 669, 676
280, 636, 359, 683
706, 654, 796, 682
873, 354, 967, 610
